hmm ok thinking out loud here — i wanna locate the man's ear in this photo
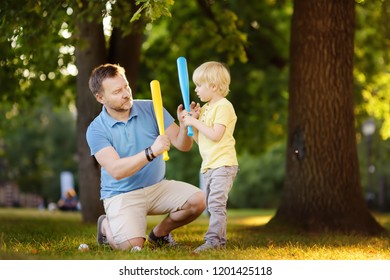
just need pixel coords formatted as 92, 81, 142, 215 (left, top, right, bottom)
95, 93, 104, 104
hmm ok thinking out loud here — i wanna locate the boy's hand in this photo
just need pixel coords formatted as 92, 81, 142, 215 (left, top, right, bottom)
189, 101, 201, 119
183, 114, 196, 127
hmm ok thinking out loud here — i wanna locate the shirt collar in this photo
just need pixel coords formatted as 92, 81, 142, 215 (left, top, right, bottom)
102, 104, 138, 127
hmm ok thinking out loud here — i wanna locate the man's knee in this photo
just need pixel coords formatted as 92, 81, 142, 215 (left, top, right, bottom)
112, 237, 145, 250
190, 191, 206, 214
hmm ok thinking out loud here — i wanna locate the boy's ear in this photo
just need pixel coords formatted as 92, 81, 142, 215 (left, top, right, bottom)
211, 84, 219, 92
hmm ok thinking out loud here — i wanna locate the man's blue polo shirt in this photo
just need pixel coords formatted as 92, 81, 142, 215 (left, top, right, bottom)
86, 100, 174, 199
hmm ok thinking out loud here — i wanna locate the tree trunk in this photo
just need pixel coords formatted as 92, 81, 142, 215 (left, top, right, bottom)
74, 1, 145, 223
75, 3, 106, 223
108, 1, 146, 91
108, 28, 144, 91
268, 0, 385, 234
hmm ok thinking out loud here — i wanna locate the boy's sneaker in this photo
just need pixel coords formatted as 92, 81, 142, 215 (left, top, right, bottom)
193, 242, 218, 253
148, 229, 178, 247
97, 214, 109, 245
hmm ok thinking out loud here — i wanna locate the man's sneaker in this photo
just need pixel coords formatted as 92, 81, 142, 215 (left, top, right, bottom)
97, 214, 109, 245
148, 229, 178, 248
193, 242, 218, 253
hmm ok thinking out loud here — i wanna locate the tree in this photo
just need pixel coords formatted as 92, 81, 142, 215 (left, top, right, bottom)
74, 0, 107, 223
73, 0, 150, 222
268, 0, 385, 234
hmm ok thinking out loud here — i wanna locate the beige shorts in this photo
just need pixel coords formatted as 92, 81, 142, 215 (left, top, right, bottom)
103, 179, 201, 245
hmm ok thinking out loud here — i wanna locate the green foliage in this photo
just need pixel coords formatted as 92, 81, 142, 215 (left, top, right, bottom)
0, 0, 77, 200
165, 147, 203, 187
139, 0, 291, 153
229, 142, 286, 209
0, 0, 75, 104
0, 97, 77, 201
353, 0, 390, 206
355, 0, 390, 140
131, 0, 174, 22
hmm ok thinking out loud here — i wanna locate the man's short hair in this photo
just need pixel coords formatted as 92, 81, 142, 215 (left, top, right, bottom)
89, 64, 126, 95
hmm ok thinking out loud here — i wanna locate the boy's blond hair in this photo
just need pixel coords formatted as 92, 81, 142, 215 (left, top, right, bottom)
192, 61, 230, 97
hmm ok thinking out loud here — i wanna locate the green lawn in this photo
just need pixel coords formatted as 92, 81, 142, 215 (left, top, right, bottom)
0, 208, 389, 260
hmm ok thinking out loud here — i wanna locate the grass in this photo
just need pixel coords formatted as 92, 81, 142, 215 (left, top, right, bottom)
0, 208, 390, 260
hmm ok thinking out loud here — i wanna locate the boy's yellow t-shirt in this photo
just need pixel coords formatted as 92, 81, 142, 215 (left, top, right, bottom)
198, 98, 238, 173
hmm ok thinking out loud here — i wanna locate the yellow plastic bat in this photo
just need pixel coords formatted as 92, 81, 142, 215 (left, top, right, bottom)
150, 80, 169, 161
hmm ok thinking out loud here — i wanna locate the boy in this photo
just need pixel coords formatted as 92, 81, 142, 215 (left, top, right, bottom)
182, 61, 238, 253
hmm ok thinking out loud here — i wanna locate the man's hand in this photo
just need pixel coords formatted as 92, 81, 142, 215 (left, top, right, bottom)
150, 135, 171, 157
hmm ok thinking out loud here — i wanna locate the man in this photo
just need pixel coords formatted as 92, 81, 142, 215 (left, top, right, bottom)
86, 63, 205, 251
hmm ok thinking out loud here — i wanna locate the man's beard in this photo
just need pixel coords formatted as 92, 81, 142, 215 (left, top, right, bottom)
113, 107, 129, 112
112, 99, 132, 112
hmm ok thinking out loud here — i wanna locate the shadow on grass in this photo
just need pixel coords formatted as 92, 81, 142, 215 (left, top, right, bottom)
225, 217, 390, 258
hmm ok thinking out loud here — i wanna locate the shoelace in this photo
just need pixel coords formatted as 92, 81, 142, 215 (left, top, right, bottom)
162, 234, 177, 246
